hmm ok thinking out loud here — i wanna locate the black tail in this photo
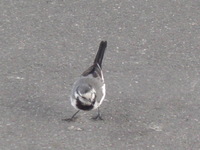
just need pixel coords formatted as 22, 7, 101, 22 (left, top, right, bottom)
93, 41, 107, 68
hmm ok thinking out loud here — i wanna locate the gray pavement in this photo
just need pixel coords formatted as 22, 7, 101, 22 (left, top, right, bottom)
1, 0, 200, 150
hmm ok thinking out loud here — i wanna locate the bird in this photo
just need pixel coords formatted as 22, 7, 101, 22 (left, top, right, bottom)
63, 41, 107, 121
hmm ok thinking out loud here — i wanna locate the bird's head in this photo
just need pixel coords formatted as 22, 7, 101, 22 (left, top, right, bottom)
76, 84, 96, 104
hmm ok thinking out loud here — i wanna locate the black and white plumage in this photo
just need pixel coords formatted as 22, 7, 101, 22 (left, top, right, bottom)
63, 41, 107, 121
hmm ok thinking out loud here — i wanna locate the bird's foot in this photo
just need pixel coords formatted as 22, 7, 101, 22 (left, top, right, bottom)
62, 117, 77, 122
62, 110, 80, 122
92, 114, 103, 121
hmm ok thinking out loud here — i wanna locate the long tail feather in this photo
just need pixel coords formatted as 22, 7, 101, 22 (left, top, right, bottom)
93, 41, 107, 68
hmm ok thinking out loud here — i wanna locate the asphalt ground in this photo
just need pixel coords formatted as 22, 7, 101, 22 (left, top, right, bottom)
0, 0, 200, 150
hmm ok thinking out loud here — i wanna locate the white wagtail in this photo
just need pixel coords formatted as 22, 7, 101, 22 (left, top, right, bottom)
63, 41, 107, 121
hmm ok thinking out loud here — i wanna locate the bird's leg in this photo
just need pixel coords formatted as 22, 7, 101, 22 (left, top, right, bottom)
92, 108, 103, 120
62, 110, 80, 122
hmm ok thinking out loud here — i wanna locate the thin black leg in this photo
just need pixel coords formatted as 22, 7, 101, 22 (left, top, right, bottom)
92, 108, 103, 120
62, 110, 80, 122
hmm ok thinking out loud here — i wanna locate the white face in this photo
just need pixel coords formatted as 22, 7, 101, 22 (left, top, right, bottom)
75, 88, 96, 104
82, 88, 96, 100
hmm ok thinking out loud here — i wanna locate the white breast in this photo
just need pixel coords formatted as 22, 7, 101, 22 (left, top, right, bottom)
93, 83, 106, 109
